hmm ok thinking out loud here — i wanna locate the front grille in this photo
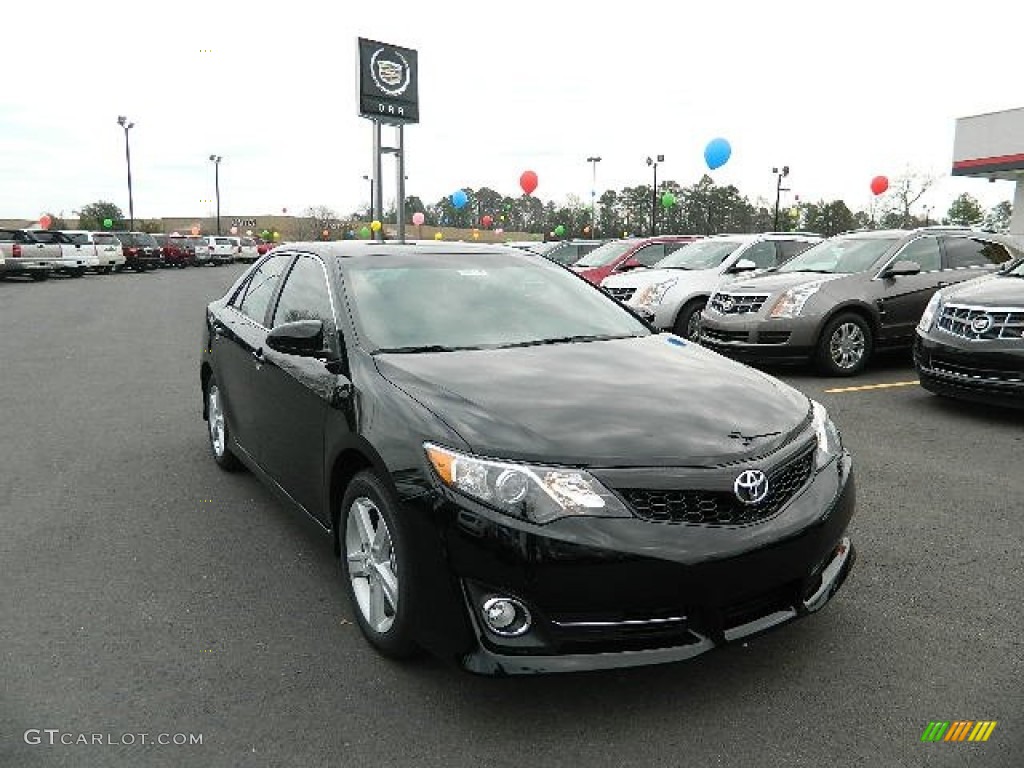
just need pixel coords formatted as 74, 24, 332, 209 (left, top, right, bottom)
709, 292, 770, 315
701, 327, 749, 344
930, 355, 1024, 384
604, 286, 636, 303
619, 448, 816, 526
937, 303, 1024, 341
757, 331, 792, 344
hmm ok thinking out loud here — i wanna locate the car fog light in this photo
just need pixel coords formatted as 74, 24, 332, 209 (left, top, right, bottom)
481, 597, 532, 636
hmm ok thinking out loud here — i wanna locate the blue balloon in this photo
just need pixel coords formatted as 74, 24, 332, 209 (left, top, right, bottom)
704, 138, 732, 170
451, 190, 468, 209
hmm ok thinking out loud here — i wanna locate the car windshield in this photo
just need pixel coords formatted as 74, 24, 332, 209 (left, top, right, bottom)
66, 233, 91, 245
655, 240, 741, 270
344, 251, 650, 352
574, 240, 637, 267
216, 237, 232, 245
93, 234, 117, 244
778, 236, 899, 274
241, 238, 255, 246
1003, 258, 1024, 277
132, 233, 158, 246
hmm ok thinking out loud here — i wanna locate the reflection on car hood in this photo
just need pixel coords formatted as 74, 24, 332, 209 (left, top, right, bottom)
723, 271, 846, 295
374, 335, 810, 467
602, 267, 716, 290
941, 272, 1024, 307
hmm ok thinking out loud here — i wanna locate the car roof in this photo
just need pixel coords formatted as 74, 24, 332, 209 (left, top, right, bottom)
270, 240, 528, 260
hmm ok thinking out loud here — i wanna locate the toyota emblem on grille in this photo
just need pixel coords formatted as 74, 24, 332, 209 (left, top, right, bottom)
734, 470, 769, 505
721, 297, 735, 312
970, 314, 993, 334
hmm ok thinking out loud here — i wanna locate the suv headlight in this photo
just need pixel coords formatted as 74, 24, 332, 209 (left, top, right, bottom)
811, 401, 842, 469
917, 292, 942, 332
769, 282, 825, 318
425, 444, 632, 525
634, 278, 678, 308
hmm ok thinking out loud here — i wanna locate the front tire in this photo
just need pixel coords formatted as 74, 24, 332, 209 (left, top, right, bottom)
817, 313, 873, 376
673, 299, 707, 342
31, 271, 49, 281
339, 471, 418, 659
206, 376, 242, 471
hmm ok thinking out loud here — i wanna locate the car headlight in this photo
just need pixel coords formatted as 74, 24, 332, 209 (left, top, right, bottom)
917, 292, 942, 332
769, 281, 825, 318
633, 278, 678, 308
425, 443, 631, 525
811, 401, 842, 469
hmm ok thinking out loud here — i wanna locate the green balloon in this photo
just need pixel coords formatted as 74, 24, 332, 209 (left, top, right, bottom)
661, 192, 676, 208
102, 218, 113, 228
554, 224, 566, 237
359, 226, 371, 239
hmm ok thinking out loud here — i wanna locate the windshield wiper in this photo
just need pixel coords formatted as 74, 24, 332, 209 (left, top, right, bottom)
500, 333, 642, 348
787, 268, 835, 274
375, 344, 471, 354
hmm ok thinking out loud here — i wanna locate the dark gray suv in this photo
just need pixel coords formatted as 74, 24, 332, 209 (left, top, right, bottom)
699, 227, 1024, 375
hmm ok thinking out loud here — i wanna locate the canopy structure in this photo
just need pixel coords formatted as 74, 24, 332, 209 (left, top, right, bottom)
952, 107, 1024, 234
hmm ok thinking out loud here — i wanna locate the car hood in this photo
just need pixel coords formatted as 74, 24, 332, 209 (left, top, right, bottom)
723, 271, 847, 295
373, 335, 811, 468
941, 273, 1024, 307
602, 267, 715, 290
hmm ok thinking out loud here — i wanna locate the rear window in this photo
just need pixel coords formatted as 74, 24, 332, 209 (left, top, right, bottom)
67, 233, 91, 245
93, 234, 117, 244
215, 238, 232, 245
241, 238, 256, 246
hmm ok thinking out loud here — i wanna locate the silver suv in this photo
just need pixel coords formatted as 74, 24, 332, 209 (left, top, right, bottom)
699, 227, 1024, 375
601, 232, 821, 339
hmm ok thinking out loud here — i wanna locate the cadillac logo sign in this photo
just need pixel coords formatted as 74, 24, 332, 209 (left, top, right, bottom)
970, 314, 993, 335
359, 38, 419, 124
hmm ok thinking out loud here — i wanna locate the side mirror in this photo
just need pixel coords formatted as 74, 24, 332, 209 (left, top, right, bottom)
266, 319, 325, 356
729, 258, 758, 273
617, 258, 643, 272
883, 260, 921, 277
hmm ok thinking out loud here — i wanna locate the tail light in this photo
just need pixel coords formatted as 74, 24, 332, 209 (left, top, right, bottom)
12, 243, 22, 257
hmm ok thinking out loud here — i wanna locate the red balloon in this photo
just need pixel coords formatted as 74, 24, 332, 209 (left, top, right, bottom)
481, 215, 493, 228
39, 215, 52, 229
520, 170, 538, 196
870, 175, 889, 196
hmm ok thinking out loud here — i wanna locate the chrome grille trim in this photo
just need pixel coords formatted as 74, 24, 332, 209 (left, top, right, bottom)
604, 286, 637, 303
708, 292, 770, 315
937, 303, 1024, 341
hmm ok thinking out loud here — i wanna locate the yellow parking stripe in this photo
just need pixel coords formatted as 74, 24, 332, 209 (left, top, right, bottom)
824, 381, 919, 394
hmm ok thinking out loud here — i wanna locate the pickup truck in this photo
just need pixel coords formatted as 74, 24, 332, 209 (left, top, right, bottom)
25, 229, 98, 277
61, 230, 126, 274
0, 229, 57, 280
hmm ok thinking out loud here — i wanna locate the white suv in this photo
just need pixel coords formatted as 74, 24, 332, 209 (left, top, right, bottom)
61, 230, 125, 274
195, 236, 236, 266
601, 232, 822, 339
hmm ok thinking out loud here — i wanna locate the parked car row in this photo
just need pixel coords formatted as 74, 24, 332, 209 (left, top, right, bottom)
0, 228, 267, 280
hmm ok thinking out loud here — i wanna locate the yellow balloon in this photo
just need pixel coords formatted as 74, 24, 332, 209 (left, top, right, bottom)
370, 220, 382, 232
472, 229, 480, 240
434, 232, 443, 240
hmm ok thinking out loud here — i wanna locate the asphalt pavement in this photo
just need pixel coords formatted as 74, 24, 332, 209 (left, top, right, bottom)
1, 265, 1021, 767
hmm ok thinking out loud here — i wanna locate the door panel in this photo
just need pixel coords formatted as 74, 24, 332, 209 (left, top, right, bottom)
875, 236, 945, 342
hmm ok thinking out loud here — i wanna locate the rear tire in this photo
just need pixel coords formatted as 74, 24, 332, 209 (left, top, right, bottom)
339, 471, 418, 659
672, 299, 707, 342
70, 268, 86, 278
817, 313, 873, 376
31, 272, 49, 282
205, 375, 242, 471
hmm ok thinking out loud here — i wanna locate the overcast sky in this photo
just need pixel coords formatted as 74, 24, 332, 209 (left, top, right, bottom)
2, 0, 1021, 223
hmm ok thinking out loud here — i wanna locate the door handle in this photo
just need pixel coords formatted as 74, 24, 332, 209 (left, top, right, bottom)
937, 281, 950, 288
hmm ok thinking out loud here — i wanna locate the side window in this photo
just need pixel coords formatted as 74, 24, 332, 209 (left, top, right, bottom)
632, 244, 666, 266
663, 241, 690, 256
742, 241, 779, 268
272, 256, 335, 329
943, 237, 1011, 268
778, 240, 814, 262
236, 254, 293, 325
897, 236, 941, 272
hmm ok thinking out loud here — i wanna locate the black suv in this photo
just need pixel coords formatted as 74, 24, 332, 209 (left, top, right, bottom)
700, 227, 1024, 375
110, 231, 162, 271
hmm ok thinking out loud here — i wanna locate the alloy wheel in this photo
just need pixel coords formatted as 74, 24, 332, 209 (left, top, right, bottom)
345, 497, 399, 634
207, 384, 226, 457
829, 322, 865, 370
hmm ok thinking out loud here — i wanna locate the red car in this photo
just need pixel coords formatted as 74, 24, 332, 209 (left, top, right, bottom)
571, 235, 703, 285
153, 233, 195, 268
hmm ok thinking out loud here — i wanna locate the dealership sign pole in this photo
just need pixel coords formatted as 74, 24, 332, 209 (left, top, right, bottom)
358, 38, 419, 242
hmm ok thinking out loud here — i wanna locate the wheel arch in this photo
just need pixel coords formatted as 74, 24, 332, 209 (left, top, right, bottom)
672, 294, 711, 328
816, 301, 879, 348
328, 441, 392, 554
200, 362, 213, 420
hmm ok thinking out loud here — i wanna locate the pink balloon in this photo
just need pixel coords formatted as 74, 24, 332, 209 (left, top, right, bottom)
412, 211, 425, 226
229, 226, 238, 235
495, 228, 504, 235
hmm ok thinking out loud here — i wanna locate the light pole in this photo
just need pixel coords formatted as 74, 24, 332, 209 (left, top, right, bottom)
922, 205, 932, 226
646, 155, 663, 236
587, 156, 602, 237
773, 166, 790, 230
209, 155, 223, 235
362, 174, 374, 219
117, 116, 135, 230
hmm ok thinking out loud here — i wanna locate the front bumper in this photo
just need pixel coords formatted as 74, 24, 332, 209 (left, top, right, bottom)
56, 257, 94, 271
0, 260, 53, 275
914, 333, 1024, 408
698, 312, 818, 363
417, 451, 857, 675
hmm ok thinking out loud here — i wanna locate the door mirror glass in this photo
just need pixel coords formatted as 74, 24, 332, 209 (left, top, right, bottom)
883, 260, 921, 277
730, 258, 758, 273
265, 319, 325, 356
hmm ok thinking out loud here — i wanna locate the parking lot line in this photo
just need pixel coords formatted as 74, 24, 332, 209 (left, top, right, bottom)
824, 380, 919, 394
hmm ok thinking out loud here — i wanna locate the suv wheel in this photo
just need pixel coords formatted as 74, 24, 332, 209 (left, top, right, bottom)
817, 313, 872, 376
339, 471, 418, 659
673, 299, 707, 342
30, 272, 49, 282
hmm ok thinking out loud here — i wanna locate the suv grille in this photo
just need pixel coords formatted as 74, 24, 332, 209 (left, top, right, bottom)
618, 448, 815, 526
930, 355, 1024, 384
709, 292, 770, 315
605, 286, 636, 303
702, 327, 749, 344
937, 304, 1024, 340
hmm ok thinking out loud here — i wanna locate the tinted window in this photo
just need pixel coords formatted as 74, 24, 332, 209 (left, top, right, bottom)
778, 240, 815, 261
93, 234, 117, 244
943, 237, 1012, 268
237, 254, 293, 325
546, 244, 580, 265
272, 256, 335, 328
895, 236, 941, 272
215, 238, 233, 246
741, 241, 779, 269
0, 231, 14, 241
575, 241, 639, 267
779, 236, 899, 274
633, 244, 666, 266
66, 233, 91, 245
32, 232, 57, 243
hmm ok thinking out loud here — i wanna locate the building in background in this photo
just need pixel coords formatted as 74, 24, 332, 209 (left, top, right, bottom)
952, 106, 1024, 235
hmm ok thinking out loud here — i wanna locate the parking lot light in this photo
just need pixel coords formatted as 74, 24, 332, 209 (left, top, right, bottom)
647, 155, 664, 236
773, 166, 790, 230
209, 155, 223, 235
117, 116, 135, 230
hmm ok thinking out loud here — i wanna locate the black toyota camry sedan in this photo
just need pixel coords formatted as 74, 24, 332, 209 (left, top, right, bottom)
200, 241, 856, 675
